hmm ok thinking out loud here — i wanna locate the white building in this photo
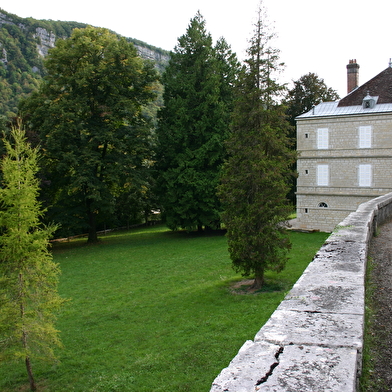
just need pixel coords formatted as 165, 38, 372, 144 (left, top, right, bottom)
295, 60, 392, 232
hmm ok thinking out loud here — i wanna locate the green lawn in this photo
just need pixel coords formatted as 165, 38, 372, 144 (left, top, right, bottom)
0, 225, 328, 391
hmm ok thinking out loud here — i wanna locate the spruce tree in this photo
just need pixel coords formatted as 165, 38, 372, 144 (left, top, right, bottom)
0, 123, 64, 391
156, 12, 239, 231
219, 5, 296, 289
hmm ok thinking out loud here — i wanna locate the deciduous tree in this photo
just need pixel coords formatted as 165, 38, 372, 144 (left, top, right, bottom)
0, 123, 64, 391
20, 27, 159, 242
285, 72, 339, 127
219, 4, 296, 289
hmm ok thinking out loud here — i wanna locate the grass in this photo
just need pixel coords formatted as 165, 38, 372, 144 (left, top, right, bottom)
359, 256, 376, 391
0, 224, 328, 392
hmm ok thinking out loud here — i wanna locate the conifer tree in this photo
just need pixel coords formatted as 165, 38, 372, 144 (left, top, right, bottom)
0, 123, 64, 391
156, 12, 239, 231
219, 4, 296, 289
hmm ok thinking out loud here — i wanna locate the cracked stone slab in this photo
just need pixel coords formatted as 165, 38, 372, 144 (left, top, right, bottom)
258, 344, 358, 392
254, 309, 363, 349
210, 340, 281, 392
210, 342, 358, 392
278, 283, 364, 315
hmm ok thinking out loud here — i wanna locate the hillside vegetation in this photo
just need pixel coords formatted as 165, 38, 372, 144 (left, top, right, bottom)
0, 8, 169, 117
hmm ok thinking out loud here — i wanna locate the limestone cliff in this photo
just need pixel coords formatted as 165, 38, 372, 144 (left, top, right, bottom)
0, 8, 169, 116
34, 27, 56, 57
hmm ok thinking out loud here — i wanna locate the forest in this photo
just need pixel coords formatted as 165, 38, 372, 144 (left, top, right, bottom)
0, 7, 340, 241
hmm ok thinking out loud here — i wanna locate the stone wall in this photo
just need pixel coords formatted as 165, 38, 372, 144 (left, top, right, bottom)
210, 192, 392, 391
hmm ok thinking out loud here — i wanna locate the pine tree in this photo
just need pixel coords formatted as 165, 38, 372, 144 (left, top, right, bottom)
0, 123, 64, 391
219, 4, 296, 289
156, 12, 239, 231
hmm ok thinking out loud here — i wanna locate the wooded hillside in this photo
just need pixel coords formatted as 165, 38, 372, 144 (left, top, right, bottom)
0, 8, 169, 117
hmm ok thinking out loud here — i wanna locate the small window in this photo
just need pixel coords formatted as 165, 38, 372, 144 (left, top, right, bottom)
359, 164, 372, 187
362, 93, 377, 109
318, 202, 328, 208
305, 133, 309, 138
304, 208, 308, 213
359, 126, 372, 148
317, 128, 328, 149
305, 169, 309, 175
317, 164, 329, 186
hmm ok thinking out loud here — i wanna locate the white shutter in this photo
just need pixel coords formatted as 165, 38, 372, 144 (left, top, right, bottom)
359, 126, 372, 148
317, 128, 329, 149
359, 164, 372, 187
317, 165, 329, 186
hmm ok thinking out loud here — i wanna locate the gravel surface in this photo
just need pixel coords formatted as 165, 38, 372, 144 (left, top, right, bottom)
365, 218, 392, 391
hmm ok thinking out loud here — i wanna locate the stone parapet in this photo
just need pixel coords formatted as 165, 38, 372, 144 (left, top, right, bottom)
210, 192, 392, 391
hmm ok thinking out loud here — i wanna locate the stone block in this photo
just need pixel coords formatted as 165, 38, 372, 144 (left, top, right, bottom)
210, 341, 358, 392
278, 282, 364, 315
210, 340, 281, 392
254, 309, 363, 349
258, 344, 358, 392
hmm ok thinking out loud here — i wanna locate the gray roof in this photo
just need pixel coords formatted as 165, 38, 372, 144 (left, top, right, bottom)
296, 100, 392, 119
297, 66, 392, 120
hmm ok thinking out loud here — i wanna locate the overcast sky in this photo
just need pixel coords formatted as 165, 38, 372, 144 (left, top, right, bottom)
1, 0, 391, 97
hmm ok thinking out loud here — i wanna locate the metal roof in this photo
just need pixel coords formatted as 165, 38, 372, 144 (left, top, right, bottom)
296, 101, 392, 119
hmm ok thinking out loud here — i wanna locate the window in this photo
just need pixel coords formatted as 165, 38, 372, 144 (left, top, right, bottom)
305, 133, 309, 138
317, 165, 329, 186
362, 94, 377, 109
318, 202, 328, 208
317, 128, 328, 149
359, 126, 372, 148
305, 169, 309, 175
359, 164, 372, 187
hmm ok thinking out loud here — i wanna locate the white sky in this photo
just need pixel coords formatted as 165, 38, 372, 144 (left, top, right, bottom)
1, 0, 391, 97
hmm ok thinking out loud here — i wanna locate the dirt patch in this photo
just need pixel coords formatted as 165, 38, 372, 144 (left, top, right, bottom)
230, 279, 258, 295
229, 279, 283, 295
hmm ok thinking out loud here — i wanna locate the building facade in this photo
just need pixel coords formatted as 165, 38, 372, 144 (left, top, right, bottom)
295, 61, 392, 232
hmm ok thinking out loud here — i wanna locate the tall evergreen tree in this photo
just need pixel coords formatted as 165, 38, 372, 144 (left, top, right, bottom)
19, 27, 159, 242
219, 4, 296, 289
156, 12, 239, 231
0, 124, 64, 391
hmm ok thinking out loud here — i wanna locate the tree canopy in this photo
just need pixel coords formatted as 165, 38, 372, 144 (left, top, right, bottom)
219, 5, 296, 289
20, 26, 159, 242
285, 72, 340, 127
155, 12, 239, 231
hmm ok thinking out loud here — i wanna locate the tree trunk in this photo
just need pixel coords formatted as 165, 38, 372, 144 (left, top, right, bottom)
20, 273, 36, 391
25, 356, 36, 391
87, 209, 98, 243
250, 274, 264, 290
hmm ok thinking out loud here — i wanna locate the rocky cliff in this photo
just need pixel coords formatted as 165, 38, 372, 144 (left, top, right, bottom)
0, 9, 169, 117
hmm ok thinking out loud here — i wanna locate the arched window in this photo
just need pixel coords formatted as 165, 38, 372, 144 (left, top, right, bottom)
318, 202, 328, 208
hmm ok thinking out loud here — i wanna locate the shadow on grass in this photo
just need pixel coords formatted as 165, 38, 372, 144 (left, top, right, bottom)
229, 278, 285, 295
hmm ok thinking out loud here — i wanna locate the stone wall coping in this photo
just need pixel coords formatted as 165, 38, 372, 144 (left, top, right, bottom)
210, 191, 392, 391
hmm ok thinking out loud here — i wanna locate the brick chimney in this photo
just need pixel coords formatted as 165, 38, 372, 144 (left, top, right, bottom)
346, 59, 360, 94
